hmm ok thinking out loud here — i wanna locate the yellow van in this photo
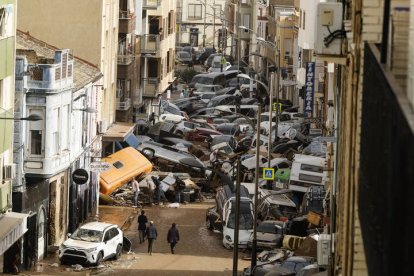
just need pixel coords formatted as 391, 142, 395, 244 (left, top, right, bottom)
99, 147, 153, 195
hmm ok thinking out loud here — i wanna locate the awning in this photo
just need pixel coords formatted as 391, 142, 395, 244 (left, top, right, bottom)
102, 122, 135, 142
0, 212, 28, 255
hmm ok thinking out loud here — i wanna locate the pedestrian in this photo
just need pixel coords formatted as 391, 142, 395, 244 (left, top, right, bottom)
183, 88, 189, 98
146, 177, 156, 206
131, 177, 140, 207
149, 112, 156, 125
179, 90, 185, 99
152, 176, 167, 205
167, 223, 180, 254
146, 221, 158, 255
189, 88, 195, 98
137, 210, 148, 244
175, 176, 186, 203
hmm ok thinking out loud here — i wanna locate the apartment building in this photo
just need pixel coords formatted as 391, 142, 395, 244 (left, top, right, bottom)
140, 0, 177, 114
17, 0, 121, 141
117, 0, 141, 122
10, 31, 103, 270
177, 0, 226, 49
0, 1, 30, 273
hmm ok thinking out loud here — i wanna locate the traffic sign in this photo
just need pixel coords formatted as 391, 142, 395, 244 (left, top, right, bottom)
90, 161, 111, 172
263, 168, 275, 180
272, 103, 282, 112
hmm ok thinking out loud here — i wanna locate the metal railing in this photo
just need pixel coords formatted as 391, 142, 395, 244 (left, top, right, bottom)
116, 98, 132, 110
141, 34, 160, 55
141, 77, 159, 97
359, 43, 414, 276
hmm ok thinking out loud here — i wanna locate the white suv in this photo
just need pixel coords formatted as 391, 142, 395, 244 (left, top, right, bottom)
59, 222, 123, 266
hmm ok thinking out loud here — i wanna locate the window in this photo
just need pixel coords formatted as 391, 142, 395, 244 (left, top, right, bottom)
0, 8, 5, 37
113, 161, 124, 169
298, 173, 322, 183
30, 130, 42, 155
188, 4, 202, 19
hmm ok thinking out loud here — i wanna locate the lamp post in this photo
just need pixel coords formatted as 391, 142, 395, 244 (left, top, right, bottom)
237, 73, 271, 272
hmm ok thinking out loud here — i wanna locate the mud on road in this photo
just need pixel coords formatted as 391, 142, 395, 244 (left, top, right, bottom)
26, 201, 250, 276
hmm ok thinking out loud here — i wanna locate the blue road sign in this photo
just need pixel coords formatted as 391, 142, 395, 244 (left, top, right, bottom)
263, 168, 275, 180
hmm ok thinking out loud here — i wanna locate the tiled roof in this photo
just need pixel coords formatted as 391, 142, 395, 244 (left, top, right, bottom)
16, 31, 102, 91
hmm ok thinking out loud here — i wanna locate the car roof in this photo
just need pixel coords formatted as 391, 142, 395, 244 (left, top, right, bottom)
79, 222, 115, 231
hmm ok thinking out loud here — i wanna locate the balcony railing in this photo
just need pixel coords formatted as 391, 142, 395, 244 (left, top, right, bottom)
141, 77, 159, 97
116, 98, 132, 111
117, 55, 135, 65
359, 43, 414, 276
27, 61, 74, 91
141, 34, 160, 55
143, 0, 160, 9
119, 11, 135, 33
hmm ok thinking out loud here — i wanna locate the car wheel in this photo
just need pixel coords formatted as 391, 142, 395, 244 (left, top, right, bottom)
95, 252, 103, 266
206, 218, 213, 231
142, 148, 154, 159
114, 244, 122, 260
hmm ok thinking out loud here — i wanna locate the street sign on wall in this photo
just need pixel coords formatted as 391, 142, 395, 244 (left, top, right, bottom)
304, 62, 315, 117
90, 161, 111, 172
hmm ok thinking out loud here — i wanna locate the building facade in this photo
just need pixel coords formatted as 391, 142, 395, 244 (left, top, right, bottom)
140, 0, 177, 115
0, 1, 29, 273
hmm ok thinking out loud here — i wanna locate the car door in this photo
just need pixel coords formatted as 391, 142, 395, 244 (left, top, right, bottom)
102, 229, 113, 258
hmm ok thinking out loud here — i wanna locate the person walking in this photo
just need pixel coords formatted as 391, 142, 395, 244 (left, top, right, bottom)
175, 176, 186, 203
167, 223, 180, 254
131, 177, 140, 207
152, 176, 167, 205
146, 221, 158, 255
146, 177, 156, 206
137, 210, 148, 244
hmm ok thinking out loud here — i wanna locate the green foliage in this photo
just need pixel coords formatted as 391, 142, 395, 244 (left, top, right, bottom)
175, 68, 199, 84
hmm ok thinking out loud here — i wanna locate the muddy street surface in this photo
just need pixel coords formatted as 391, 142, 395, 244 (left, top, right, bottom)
24, 201, 251, 276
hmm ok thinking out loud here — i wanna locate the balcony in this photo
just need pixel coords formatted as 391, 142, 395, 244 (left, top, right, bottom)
143, 0, 160, 10
26, 61, 74, 92
141, 34, 160, 55
141, 77, 159, 98
116, 98, 132, 111
119, 10, 135, 34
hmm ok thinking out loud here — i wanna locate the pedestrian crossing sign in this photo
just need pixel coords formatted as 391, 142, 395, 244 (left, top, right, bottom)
263, 168, 275, 180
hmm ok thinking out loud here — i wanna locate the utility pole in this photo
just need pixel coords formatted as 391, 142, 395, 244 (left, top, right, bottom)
203, 0, 207, 47
232, 157, 241, 276
212, 0, 216, 50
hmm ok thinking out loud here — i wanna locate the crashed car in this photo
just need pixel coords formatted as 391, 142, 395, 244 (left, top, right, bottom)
136, 140, 205, 175
59, 222, 123, 266
252, 256, 316, 276
247, 220, 286, 249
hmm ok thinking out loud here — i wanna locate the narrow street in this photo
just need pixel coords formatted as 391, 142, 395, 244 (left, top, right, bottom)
26, 201, 250, 276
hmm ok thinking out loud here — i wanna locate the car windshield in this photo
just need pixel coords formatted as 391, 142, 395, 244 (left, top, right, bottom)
257, 222, 279, 234
227, 201, 253, 230
71, 228, 103, 243
179, 52, 191, 58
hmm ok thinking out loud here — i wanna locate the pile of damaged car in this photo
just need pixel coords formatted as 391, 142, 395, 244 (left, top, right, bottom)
93, 73, 331, 275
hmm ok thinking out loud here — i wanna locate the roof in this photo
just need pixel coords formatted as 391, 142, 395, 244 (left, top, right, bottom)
79, 221, 115, 231
16, 31, 102, 91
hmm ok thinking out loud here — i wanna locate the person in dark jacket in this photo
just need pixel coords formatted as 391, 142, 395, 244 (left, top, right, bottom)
137, 210, 148, 243
167, 223, 180, 254
146, 221, 158, 255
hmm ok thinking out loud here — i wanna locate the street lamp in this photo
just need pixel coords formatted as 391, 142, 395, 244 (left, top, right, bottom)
0, 114, 43, 121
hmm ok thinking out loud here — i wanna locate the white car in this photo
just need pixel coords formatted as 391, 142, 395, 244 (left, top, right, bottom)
59, 222, 123, 266
208, 61, 232, 73
159, 113, 185, 123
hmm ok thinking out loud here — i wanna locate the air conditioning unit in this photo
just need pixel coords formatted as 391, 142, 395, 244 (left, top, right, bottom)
317, 234, 331, 266
3, 164, 16, 180
97, 121, 107, 134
